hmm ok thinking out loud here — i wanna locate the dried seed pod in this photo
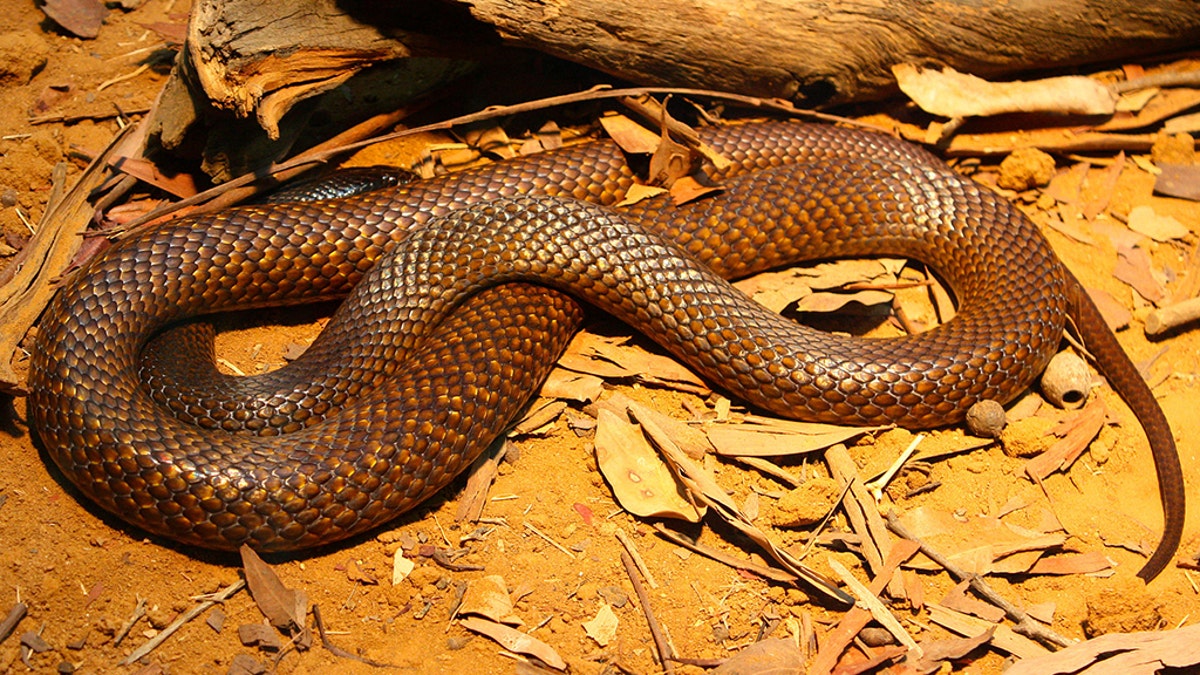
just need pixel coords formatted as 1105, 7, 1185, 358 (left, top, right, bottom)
1040, 351, 1091, 409
965, 399, 1006, 438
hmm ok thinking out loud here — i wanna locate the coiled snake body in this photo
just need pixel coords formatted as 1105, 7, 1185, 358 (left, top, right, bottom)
27, 121, 1182, 581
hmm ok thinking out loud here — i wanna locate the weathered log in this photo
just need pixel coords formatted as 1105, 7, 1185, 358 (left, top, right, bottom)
176, 0, 1200, 139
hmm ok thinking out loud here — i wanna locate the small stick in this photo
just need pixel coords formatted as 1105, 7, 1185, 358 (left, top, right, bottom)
614, 528, 659, 589
523, 522, 576, 559
652, 523, 797, 583
620, 550, 675, 675
313, 604, 400, 668
0, 603, 27, 645
119, 580, 245, 665
884, 512, 1074, 649
112, 596, 146, 647
1144, 296, 1200, 336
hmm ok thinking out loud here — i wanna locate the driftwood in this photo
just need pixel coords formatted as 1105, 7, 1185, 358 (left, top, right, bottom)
172, 0, 1200, 140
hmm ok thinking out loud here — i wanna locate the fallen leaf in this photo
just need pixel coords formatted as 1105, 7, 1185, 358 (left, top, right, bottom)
459, 575, 522, 626
392, 549, 415, 586
110, 156, 199, 198
1113, 243, 1166, 304
707, 423, 877, 457
539, 368, 604, 403
927, 604, 1050, 661
238, 623, 282, 651
1026, 551, 1112, 576
240, 545, 307, 633
1126, 205, 1190, 242
1025, 398, 1109, 482
940, 581, 1006, 623
581, 603, 618, 646
893, 63, 1116, 118
1004, 622, 1200, 675
712, 637, 803, 674
907, 627, 995, 674
459, 616, 567, 670
599, 113, 660, 154
796, 289, 893, 314
1154, 163, 1200, 201
557, 332, 709, 395
41, 0, 107, 39
1087, 287, 1132, 331
616, 182, 668, 207
593, 409, 704, 522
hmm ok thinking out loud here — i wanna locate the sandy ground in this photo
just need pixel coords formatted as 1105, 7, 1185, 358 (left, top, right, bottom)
2, 1, 1199, 674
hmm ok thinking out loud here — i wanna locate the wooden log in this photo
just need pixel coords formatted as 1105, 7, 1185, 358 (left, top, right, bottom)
179, 0, 1200, 138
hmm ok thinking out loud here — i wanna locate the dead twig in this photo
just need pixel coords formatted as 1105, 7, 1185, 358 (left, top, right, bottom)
0, 603, 28, 645
621, 550, 676, 675
884, 512, 1075, 649
312, 604, 401, 669
112, 596, 146, 647
119, 580, 246, 665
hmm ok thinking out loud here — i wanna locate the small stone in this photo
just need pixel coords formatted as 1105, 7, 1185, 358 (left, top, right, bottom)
770, 477, 841, 527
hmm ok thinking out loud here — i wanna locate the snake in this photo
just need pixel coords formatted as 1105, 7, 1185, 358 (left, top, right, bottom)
26, 120, 1182, 581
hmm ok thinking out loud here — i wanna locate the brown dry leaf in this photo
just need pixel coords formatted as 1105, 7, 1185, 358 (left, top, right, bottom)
707, 422, 880, 458
1113, 243, 1166, 304
462, 125, 516, 160
538, 368, 604, 403
648, 123, 699, 187
1024, 398, 1109, 482
615, 182, 668, 207
511, 399, 566, 436
41, 0, 107, 39
581, 603, 618, 647
111, 156, 199, 198
940, 581, 1006, 623
668, 174, 722, 205
796, 289, 893, 314
599, 113, 660, 154
927, 604, 1050, 661
239, 545, 308, 633
899, 507, 1065, 576
459, 616, 566, 671
1083, 155, 1125, 221
1098, 88, 1200, 132
1163, 110, 1200, 135
1026, 551, 1112, 576
630, 407, 850, 603
1154, 163, 1200, 201
893, 63, 1116, 118
712, 637, 804, 675
1127, 205, 1191, 241
593, 409, 704, 522
459, 575, 523, 626
906, 627, 995, 674
557, 332, 709, 395
1087, 287, 1133, 331
1004, 622, 1200, 675
606, 393, 711, 459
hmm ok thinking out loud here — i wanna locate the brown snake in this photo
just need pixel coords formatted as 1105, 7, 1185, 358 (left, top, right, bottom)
27, 121, 1182, 581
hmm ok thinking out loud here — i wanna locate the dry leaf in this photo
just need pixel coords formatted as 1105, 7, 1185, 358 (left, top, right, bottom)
1154, 163, 1200, 201
599, 113, 660, 154
1026, 551, 1112, 576
894, 63, 1116, 118
539, 368, 604, 403
940, 581, 1006, 623
593, 409, 704, 522
459, 575, 522, 626
112, 156, 199, 199
239, 545, 307, 633
41, 0, 107, 39
392, 549, 414, 586
558, 332, 709, 395
927, 604, 1051, 661
1126, 205, 1190, 241
900, 507, 1065, 576
459, 616, 566, 670
712, 637, 803, 675
1005, 622, 1200, 675
581, 603, 618, 646
616, 182, 669, 207
606, 393, 711, 459
907, 628, 995, 674
1113, 243, 1166, 304
707, 423, 877, 457
1024, 398, 1108, 482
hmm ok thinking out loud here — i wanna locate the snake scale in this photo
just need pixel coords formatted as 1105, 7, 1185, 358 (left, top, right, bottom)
27, 120, 1182, 581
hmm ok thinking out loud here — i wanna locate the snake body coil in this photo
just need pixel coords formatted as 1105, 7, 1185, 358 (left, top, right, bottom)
27, 121, 1182, 581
